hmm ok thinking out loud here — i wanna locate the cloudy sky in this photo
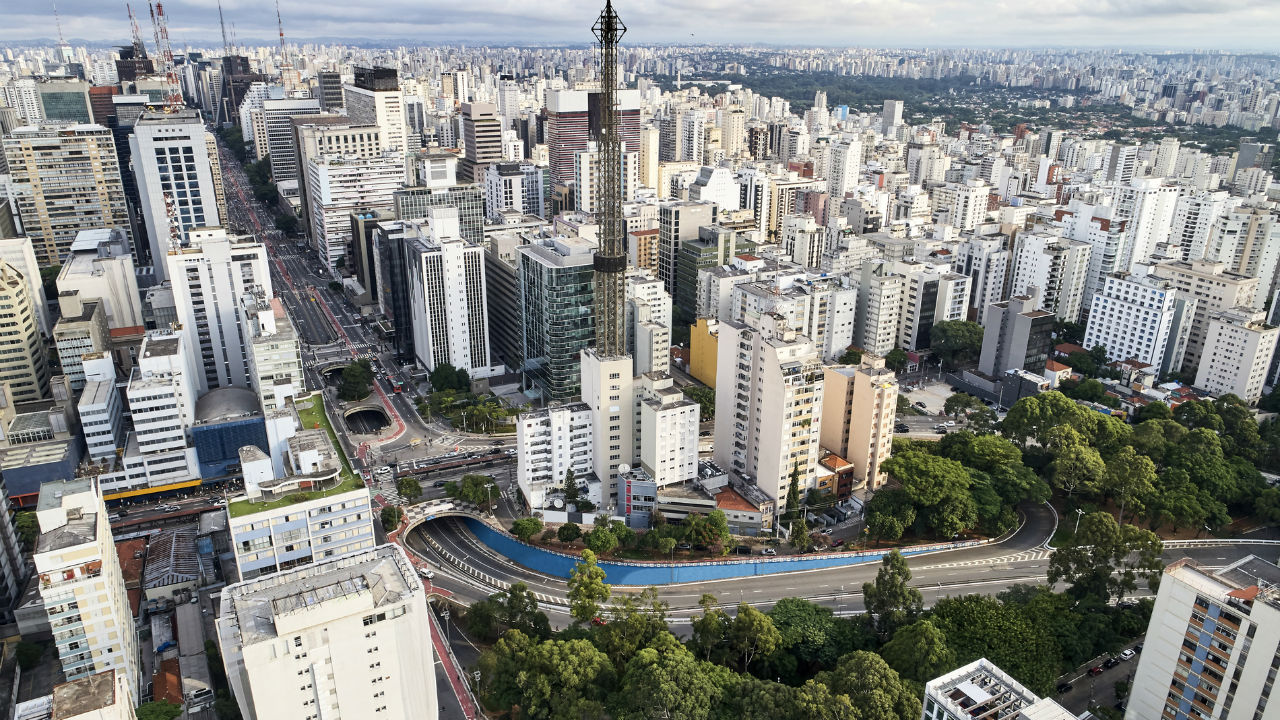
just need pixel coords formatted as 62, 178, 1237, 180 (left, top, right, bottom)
8, 0, 1280, 50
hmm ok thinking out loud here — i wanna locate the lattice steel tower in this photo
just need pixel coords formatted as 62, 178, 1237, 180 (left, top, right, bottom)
591, 0, 627, 356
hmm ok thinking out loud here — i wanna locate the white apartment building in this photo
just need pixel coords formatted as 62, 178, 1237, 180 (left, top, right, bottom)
626, 272, 672, 376
515, 402, 594, 512
732, 275, 856, 362
1083, 270, 1192, 374
574, 142, 638, 214
217, 545, 436, 720
933, 179, 990, 232
855, 261, 908, 357
1054, 196, 1130, 310
581, 350, 636, 511
1114, 178, 1179, 271
954, 233, 1011, 315
713, 313, 823, 525
484, 162, 547, 220
828, 138, 864, 200
52, 293, 109, 391
636, 373, 699, 489
0, 261, 50, 403
78, 354, 124, 461
228, 430, 374, 578
1193, 308, 1279, 405
781, 214, 826, 269
56, 229, 144, 338
305, 153, 405, 270
1172, 190, 1237, 261
1202, 204, 1280, 304
896, 260, 971, 352
1010, 232, 1093, 323
130, 110, 223, 282
1126, 557, 1280, 720
0, 236, 52, 337
166, 228, 272, 393
242, 293, 304, 411
923, 659, 1076, 720
396, 209, 494, 377
1147, 260, 1259, 375
34, 478, 139, 706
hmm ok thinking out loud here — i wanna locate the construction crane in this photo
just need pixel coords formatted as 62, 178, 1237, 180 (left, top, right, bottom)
148, 2, 183, 108
127, 3, 146, 59
591, 0, 628, 357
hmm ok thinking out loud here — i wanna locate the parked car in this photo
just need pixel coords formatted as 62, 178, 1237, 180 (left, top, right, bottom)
1056, 683, 1072, 694
1103, 657, 1121, 669
676, 543, 692, 551
914, 401, 927, 409
1134, 643, 1143, 654
1119, 649, 1136, 661
1088, 665, 1105, 676
760, 548, 777, 556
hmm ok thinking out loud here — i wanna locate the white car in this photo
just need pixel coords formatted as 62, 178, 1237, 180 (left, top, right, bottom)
1119, 649, 1135, 661
417, 567, 435, 581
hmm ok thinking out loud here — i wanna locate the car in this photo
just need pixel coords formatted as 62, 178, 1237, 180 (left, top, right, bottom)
418, 567, 435, 581
914, 401, 927, 409
832, 539, 844, 547
1119, 649, 1136, 661
734, 545, 751, 555
1117, 599, 1138, 609
760, 548, 777, 556
210, 499, 226, 507
590, 616, 608, 626
950, 386, 960, 392
492, 440, 505, 446
1056, 683, 1072, 694
1103, 657, 1121, 669
895, 424, 911, 433
935, 428, 948, 435
433, 480, 447, 488
1134, 643, 1143, 654
108, 513, 122, 522
190, 595, 199, 605
699, 431, 711, 437
117, 509, 128, 517
945, 420, 956, 427
1088, 666, 1104, 676
676, 543, 692, 551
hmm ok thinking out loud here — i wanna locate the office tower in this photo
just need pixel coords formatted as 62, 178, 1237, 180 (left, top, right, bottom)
978, 291, 1056, 377
0, 236, 52, 337
0, 476, 24, 624
517, 235, 596, 402
657, 201, 716, 296
933, 179, 990, 232
1192, 309, 1279, 405
2, 124, 130, 265
1084, 270, 1192, 374
56, 228, 144, 363
37, 79, 92, 123
1010, 233, 1092, 323
544, 88, 642, 187
925, 659, 1075, 720
515, 402, 594, 510
228, 428, 373, 578
120, 331, 200, 489
391, 208, 492, 376
820, 355, 897, 492
261, 97, 322, 182
241, 293, 304, 411
166, 228, 272, 393
1147, 260, 1259, 376
0, 262, 50, 402
33, 478, 140, 705
53, 291, 110, 391
306, 152, 404, 270
880, 100, 903, 135
484, 162, 547, 220
626, 272, 671, 376
713, 312, 823, 525
344, 67, 406, 159
130, 109, 223, 281
78, 354, 125, 461
1115, 178, 1179, 271
316, 70, 344, 111
574, 143, 638, 214
217, 545, 437, 720
459, 102, 503, 184
218, 55, 266, 125
1126, 556, 1280, 720
484, 229, 528, 371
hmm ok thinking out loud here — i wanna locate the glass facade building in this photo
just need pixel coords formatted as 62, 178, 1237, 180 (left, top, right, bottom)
518, 237, 596, 402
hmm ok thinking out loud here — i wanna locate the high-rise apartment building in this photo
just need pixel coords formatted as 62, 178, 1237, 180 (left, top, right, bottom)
626, 271, 672, 376
933, 179, 990, 232
165, 228, 272, 393
293, 117, 386, 234
217, 545, 437, 720
574, 143, 638, 214
881, 100, 903, 135
2, 124, 131, 265
517, 235, 596, 402
130, 110, 224, 281
896, 260, 971, 352
854, 261, 908, 357
305, 152, 405, 270
53, 291, 110, 391
1193, 308, 1279, 405
34, 478, 140, 706
820, 356, 897, 492
977, 291, 1056, 377
515, 402, 595, 510
0, 476, 26, 625
0, 235, 52, 338
114, 331, 200, 492
0, 261, 50, 402
459, 101, 503, 184
713, 312, 823, 524
241, 293, 304, 411
79, 354, 125, 461
1010, 232, 1092, 323
1125, 557, 1280, 720
1115, 178, 1179, 271
483, 162, 547, 220
1083, 269, 1193, 374
581, 350, 636, 508
544, 88, 642, 187
954, 233, 1010, 314
1147, 260, 1259, 376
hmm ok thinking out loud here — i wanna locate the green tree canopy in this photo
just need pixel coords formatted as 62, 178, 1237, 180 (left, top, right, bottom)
814, 651, 922, 720
477, 630, 614, 718
511, 517, 544, 543
930, 320, 984, 368
878, 618, 956, 684
567, 549, 612, 624
862, 550, 922, 636
1049, 512, 1164, 603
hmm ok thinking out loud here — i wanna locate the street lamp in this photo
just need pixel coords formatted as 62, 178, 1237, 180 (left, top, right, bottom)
1074, 508, 1085, 535
485, 483, 496, 516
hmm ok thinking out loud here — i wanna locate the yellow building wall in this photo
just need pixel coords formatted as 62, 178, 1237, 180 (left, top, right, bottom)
689, 318, 719, 389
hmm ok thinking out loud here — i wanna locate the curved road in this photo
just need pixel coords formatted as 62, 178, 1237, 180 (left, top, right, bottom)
406, 505, 1277, 625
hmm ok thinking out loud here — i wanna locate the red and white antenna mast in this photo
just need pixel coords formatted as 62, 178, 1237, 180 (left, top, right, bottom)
127, 3, 146, 59
149, 2, 183, 108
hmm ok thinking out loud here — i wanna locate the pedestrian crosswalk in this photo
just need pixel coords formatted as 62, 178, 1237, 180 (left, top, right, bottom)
919, 549, 1052, 570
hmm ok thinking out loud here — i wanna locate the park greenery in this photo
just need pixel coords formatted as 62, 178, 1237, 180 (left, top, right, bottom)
337, 358, 374, 401
472, 549, 1154, 718
445, 473, 498, 511
424, 385, 513, 434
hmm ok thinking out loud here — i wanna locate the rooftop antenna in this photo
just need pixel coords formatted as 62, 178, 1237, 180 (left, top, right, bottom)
51, 0, 67, 46
591, 0, 627, 357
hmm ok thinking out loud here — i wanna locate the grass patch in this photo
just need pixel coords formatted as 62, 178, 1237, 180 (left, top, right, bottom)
296, 395, 355, 480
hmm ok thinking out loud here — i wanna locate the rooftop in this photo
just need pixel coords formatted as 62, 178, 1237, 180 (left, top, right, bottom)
194, 386, 262, 424
143, 527, 201, 590
925, 658, 1052, 720
51, 670, 119, 719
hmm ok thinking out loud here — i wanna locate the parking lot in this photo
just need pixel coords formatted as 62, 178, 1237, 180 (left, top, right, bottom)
1054, 640, 1143, 715
899, 381, 957, 414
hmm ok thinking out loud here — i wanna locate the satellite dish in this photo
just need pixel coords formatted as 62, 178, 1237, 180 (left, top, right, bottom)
618, 463, 631, 474
552, 498, 564, 509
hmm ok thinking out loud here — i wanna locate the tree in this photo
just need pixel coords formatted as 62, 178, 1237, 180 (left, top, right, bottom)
814, 651, 921, 720
379, 506, 403, 531
1256, 487, 1280, 526
562, 467, 580, 504
930, 320, 983, 368
1066, 378, 1107, 403
878, 618, 956, 684
584, 525, 619, 555
567, 549, 612, 624
657, 536, 677, 559
1001, 391, 1089, 447
557, 522, 582, 543
683, 385, 716, 421
784, 463, 801, 520
837, 345, 863, 365
447, 474, 495, 509
1134, 400, 1172, 422
274, 212, 300, 234
465, 583, 551, 642
930, 594, 1062, 695
337, 359, 373, 401
1049, 512, 1164, 602
477, 631, 614, 718
862, 550, 922, 636
865, 489, 916, 546
689, 594, 732, 662
1050, 445, 1106, 497
943, 392, 985, 418
596, 587, 670, 667
396, 476, 422, 500
616, 634, 735, 720
511, 517, 544, 543
884, 348, 909, 372
882, 451, 971, 508
790, 514, 813, 553
136, 702, 183, 720
1104, 446, 1157, 521
429, 362, 461, 392
728, 602, 783, 671
14, 511, 37, 550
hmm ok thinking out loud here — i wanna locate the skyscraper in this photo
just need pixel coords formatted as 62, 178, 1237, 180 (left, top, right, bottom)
305, 152, 405, 270
344, 66, 407, 161
0, 261, 50, 402
518, 236, 596, 401
459, 101, 503, 184
2, 124, 131, 265
544, 88, 641, 187
261, 97, 322, 182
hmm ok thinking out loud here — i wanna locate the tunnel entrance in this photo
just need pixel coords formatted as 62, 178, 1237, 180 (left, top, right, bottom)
344, 407, 389, 434
322, 366, 347, 385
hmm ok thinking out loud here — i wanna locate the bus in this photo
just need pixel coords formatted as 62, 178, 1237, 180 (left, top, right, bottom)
390, 379, 403, 393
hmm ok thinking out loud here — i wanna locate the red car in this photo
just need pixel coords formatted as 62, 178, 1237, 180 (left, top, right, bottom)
591, 616, 608, 626
1088, 666, 1104, 676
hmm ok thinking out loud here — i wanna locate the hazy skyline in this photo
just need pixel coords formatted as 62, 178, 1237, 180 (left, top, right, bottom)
6, 0, 1280, 51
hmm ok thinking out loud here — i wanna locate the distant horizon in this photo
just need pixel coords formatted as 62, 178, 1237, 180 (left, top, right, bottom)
5, 0, 1280, 52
